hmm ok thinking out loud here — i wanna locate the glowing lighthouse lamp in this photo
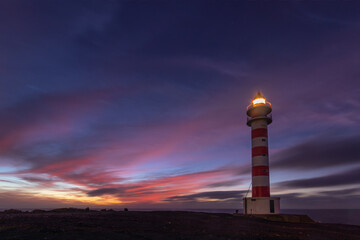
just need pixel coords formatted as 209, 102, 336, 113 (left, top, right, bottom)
243, 92, 280, 214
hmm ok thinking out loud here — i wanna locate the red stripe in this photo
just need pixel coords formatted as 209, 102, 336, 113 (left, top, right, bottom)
252, 166, 269, 176
252, 186, 270, 197
252, 128, 267, 138
252, 146, 268, 157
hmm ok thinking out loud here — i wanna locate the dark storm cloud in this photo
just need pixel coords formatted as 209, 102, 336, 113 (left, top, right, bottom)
276, 167, 360, 188
272, 134, 360, 170
166, 191, 246, 202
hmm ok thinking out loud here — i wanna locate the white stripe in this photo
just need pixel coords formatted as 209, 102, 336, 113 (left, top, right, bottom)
251, 119, 268, 130
252, 156, 269, 166
252, 176, 269, 187
251, 137, 268, 147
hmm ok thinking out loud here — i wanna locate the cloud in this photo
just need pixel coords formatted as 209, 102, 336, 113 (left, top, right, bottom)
0, 1, 360, 210
206, 179, 244, 188
281, 194, 360, 209
87, 187, 123, 197
84, 167, 240, 202
166, 190, 246, 202
294, 2, 360, 25
268, 191, 360, 209
276, 167, 360, 188
319, 188, 360, 196
21, 176, 54, 183
0, 87, 123, 153
272, 134, 360, 170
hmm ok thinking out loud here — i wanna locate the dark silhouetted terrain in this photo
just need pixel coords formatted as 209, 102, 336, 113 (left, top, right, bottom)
0, 210, 359, 239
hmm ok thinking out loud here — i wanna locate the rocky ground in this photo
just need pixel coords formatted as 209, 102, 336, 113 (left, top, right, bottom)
0, 210, 359, 239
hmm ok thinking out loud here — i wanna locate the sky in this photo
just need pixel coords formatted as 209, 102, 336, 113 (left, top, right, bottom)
0, 0, 359, 210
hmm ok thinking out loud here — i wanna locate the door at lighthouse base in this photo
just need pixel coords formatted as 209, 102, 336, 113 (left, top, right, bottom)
270, 200, 275, 213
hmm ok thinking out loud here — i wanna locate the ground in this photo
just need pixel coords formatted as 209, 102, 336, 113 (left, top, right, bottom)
0, 210, 359, 240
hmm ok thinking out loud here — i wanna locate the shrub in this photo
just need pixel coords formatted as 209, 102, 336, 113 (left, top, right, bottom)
4, 209, 22, 213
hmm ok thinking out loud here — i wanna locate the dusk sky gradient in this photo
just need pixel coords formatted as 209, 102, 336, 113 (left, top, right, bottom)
0, 0, 360, 209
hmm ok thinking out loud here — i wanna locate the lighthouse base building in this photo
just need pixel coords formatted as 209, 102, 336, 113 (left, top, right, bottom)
243, 197, 280, 214
243, 92, 280, 215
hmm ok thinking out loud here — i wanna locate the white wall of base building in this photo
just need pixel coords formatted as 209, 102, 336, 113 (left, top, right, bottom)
243, 197, 280, 214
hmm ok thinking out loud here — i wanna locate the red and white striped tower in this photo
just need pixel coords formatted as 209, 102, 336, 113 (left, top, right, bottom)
243, 91, 280, 214
247, 91, 272, 198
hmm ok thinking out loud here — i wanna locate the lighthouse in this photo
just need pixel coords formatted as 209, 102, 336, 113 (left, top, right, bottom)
243, 92, 280, 214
